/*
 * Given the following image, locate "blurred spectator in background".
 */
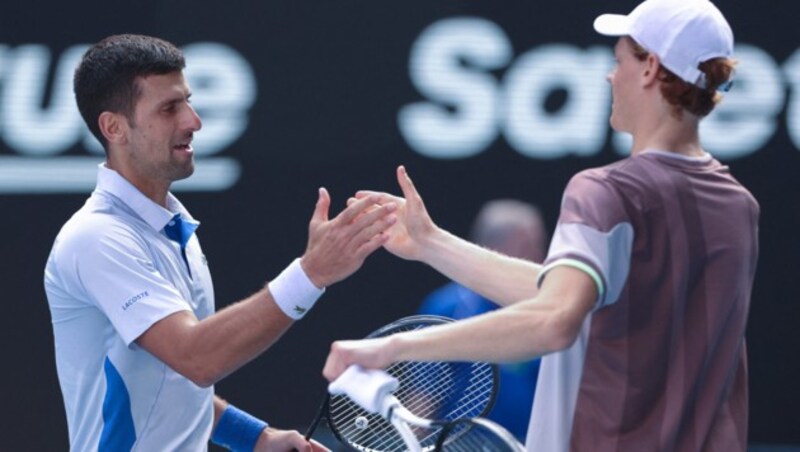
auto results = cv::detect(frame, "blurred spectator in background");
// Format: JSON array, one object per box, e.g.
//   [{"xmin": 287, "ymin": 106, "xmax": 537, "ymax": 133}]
[{"xmin": 418, "ymin": 199, "xmax": 547, "ymax": 441}]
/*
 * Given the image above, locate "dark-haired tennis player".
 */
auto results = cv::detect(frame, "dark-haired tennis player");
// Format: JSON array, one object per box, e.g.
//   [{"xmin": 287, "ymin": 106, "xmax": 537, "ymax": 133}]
[{"xmin": 44, "ymin": 34, "xmax": 395, "ymax": 451}]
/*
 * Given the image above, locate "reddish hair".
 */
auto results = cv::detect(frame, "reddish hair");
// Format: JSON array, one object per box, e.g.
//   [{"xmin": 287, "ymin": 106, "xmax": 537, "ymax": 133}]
[{"xmin": 625, "ymin": 36, "xmax": 736, "ymax": 119}]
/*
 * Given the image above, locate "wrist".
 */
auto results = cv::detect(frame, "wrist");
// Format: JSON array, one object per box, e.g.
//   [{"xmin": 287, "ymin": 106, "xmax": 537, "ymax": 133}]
[
  {"xmin": 211, "ymin": 404, "xmax": 268, "ymax": 452},
  {"xmin": 267, "ymin": 258, "xmax": 325, "ymax": 320},
  {"xmin": 387, "ymin": 333, "xmax": 410, "ymax": 363},
  {"xmin": 417, "ymin": 226, "xmax": 450, "ymax": 264},
  {"xmin": 298, "ymin": 255, "xmax": 326, "ymax": 288}
]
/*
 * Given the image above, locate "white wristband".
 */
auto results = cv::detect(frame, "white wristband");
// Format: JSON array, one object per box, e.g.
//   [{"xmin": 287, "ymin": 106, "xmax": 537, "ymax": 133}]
[{"xmin": 267, "ymin": 258, "xmax": 325, "ymax": 320}]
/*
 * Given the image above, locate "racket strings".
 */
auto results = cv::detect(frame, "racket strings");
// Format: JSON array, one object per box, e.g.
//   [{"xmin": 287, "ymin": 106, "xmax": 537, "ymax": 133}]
[
  {"xmin": 333, "ymin": 400, "xmax": 409, "ymax": 451},
  {"xmin": 329, "ymin": 359, "xmax": 494, "ymax": 451},
  {"xmin": 328, "ymin": 318, "xmax": 497, "ymax": 452},
  {"xmin": 394, "ymin": 361, "xmax": 493, "ymax": 421},
  {"xmin": 438, "ymin": 419, "xmax": 524, "ymax": 452}
]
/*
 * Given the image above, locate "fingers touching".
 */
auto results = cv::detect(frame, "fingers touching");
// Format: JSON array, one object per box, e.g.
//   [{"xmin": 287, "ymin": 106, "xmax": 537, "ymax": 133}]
[
  {"xmin": 302, "ymin": 165, "xmax": 434, "ymax": 287},
  {"xmin": 302, "ymin": 190, "xmax": 397, "ymax": 288}
]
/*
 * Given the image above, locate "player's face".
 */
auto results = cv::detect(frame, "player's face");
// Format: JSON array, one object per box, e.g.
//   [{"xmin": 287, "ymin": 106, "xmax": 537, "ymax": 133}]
[
  {"xmin": 124, "ymin": 72, "xmax": 202, "ymax": 189},
  {"xmin": 607, "ymin": 38, "xmax": 645, "ymax": 133}
]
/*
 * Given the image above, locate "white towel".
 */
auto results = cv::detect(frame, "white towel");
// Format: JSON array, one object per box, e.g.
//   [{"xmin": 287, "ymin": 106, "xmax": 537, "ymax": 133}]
[{"xmin": 328, "ymin": 365, "xmax": 399, "ymax": 414}]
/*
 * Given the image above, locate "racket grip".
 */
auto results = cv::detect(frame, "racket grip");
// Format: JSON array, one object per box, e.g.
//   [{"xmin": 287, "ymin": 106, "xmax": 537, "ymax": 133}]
[{"xmin": 328, "ymin": 365, "xmax": 399, "ymax": 413}]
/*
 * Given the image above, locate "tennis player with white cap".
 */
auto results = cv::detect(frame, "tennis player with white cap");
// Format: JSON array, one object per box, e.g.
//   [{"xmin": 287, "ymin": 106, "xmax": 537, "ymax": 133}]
[
  {"xmin": 593, "ymin": 0, "xmax": 734, "ymax": 91},
  {"xmin": 323, "ymin": 1, "xmax": 759, "ymax": 451}
]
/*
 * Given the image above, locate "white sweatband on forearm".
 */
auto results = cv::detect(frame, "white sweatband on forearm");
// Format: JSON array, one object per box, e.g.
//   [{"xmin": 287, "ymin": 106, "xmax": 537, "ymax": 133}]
[{"xmin": 267, "ymin": 258, "xmax": 325, "ymax": 320}]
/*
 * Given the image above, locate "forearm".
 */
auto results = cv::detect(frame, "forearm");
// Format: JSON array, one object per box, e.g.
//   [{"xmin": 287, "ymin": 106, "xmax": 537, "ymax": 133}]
[
  {"xmin": 138, "ymin": 287, "xmax": 294, "ymax": 387},
  {"xmin": 379, "ymin": 266, "xmax": 595, "ymax": 366},
  {"xmin": 180, "ymin": 288, "xmax": 293, "ymax": 386},
  {"xmin": 391, "ymin": 297, "xmax": 567, "ymax": 364},
  {"xmin": 323, "ymin": 267, "xmax": 597, "ymax": 382},
  {"xmin": 420, "ymin": 228, "xmax": 542, "ymax": 306}
]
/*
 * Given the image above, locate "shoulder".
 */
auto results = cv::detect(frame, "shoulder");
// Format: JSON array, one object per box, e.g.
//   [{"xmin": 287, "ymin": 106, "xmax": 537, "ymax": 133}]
[
  {"xmin": 558, "ymin": 161, "xmax": 639, "ymax": 231},
  {"xmin": 561, "ymin": 156, "xmax": 673, "ymax": 225},
  {"xmin": 53, "ymin": 200, "xmax": 150, "ymax": 265},
  {"xmin": 566, "ymin": 157, "xmax": 650, "ymax": 196}
]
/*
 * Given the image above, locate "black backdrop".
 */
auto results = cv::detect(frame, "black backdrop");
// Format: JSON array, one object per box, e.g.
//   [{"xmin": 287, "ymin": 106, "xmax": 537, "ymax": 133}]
[{"xmin": 1, "ymin": 1, "xmax": 797, "ymax": 449}]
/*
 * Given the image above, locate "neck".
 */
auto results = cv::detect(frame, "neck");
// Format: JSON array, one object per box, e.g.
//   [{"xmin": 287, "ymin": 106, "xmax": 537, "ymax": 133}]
[
  {"xmin": 629, "ymin": 102, "xmax": 703, "ymax": 157},
  {"xmin": 106, "ymin": 157, "xmax": 170, "ymax": 208}
]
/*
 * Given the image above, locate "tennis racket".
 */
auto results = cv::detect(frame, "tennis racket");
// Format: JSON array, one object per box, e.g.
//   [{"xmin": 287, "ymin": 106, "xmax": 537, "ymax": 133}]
[
  {"xmin": 435, "ymin": 417, "xmax": 525, "ymax": 451},
  {"xmin": 329, "ymin": 365, "xmax": 523, "ymax": 452},
  {"xmin": 304, "ymin": 315, "xmax": 498, "ymax": 451}
]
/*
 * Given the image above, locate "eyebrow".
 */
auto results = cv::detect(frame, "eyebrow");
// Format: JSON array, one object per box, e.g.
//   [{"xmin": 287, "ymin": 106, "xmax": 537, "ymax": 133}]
[{"xmin": 157, "ymin": 92, "xmax": 192, "ymax": 109}]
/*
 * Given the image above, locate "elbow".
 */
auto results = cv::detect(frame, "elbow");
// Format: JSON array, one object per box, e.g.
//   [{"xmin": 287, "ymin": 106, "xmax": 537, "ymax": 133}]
[
  {"xmin": 526, "ymin": 266, "xmax": 597, "ymax": 354},
  {"xmin": 185, "ymin": 367, "xmax": 224, "ymax": 388},
  {"xmin": 173, "ymin": 334, "xmax": 229, "ymax": 388},
  {"xmin": 175, "ymin": 355, "xmax": 225, "ymax": 388},
  {"xmin": 188, "ymin": 373, "xmax": 217, "ymax": 389},
  {"xmin": 540, "ymin": 310, "xmax": 584, "ymax": 353},
  {"xmin": 136, "ymin": 312, "xmax": 228, "ymax": 388},
  {"xmin": 548, "ymin": 323, "xmax": 581, "ymax": 352}
]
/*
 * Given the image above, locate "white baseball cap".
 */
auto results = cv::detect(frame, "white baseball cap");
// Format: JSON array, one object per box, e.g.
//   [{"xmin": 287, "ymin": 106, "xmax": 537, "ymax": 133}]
[{"xmin": 593, "ymin": 0, "xmax": 733, "ymax": 89}]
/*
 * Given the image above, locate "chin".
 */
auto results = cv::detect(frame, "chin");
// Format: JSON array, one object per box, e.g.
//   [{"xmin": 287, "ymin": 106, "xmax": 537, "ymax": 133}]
[
  {"xmin": 609, "ymin": 115, "xmax": 629, "ymax": 134},
  {"xmin": 171, "ymin": 164, "xmax": 195, "ymax": 182}
]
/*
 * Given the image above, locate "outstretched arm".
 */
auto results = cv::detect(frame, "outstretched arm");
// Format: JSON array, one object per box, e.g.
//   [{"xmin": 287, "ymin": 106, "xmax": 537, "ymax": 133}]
[
  {"xmin": 323, "ymin": 265, "xmax": 596, "ymax": 382},
  {"xmin": 137, "ymin": 189, "xmax": 397, "ymax": 387},
  {"xmin": 359, "ymin": 165, "xmax": 542, "ymax": 306}
]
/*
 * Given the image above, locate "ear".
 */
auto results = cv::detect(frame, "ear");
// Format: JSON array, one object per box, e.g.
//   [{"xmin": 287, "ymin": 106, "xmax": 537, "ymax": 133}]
[
  {"xmin": 642, "ymin": 53, "xmax": 661, "ymax": 87},
  {"xmin": 98, "ymin": 111, "xmax": 129, "ymax": 146}
]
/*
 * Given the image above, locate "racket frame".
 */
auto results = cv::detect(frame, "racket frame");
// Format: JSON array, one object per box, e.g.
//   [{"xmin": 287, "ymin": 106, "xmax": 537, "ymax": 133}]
[{"xmin": 322, "ymin": 315, "xmax": 499, "ymax": 451}]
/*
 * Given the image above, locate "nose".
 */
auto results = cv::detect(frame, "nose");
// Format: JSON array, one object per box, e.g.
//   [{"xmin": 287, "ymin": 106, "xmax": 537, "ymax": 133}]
[{"xmin": 185, "ymin": 103, "xmax": 202, "ymax": 132}]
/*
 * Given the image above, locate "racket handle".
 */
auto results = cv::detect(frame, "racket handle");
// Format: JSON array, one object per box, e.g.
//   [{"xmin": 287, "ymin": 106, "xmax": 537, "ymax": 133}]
[
  {"xmin": 391, "ymin": 415, "xmax": 423, "ymax": 452},
  {"xmin": 387, "ymin": 398, "xmax": 434, "ymax": 428},
  {"xmin": 328, "ymin": 365, "xmax": 399, "ymax": 413}
]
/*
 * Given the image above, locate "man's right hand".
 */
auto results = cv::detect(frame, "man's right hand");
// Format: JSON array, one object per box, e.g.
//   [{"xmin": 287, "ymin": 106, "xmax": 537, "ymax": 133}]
[
  {"xmin": 300, "ymin": 187, "xmax": 397, "ymax": 288},
  {"xmin": 322, "ymin": 336, "xmax": 396, "ymax": 383}
]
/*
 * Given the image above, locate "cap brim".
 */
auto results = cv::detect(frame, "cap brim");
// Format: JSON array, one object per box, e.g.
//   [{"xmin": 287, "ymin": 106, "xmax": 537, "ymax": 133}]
[{"xmin": 593, "ymin": 14, "xmax": 631, "ymax": 36}]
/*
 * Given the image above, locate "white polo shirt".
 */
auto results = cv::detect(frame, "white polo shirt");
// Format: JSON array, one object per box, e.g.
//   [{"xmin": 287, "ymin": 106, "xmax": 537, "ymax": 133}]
[{"xmin": 44, "ymin": 164, "xmax": 216, "ymax": 451}]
